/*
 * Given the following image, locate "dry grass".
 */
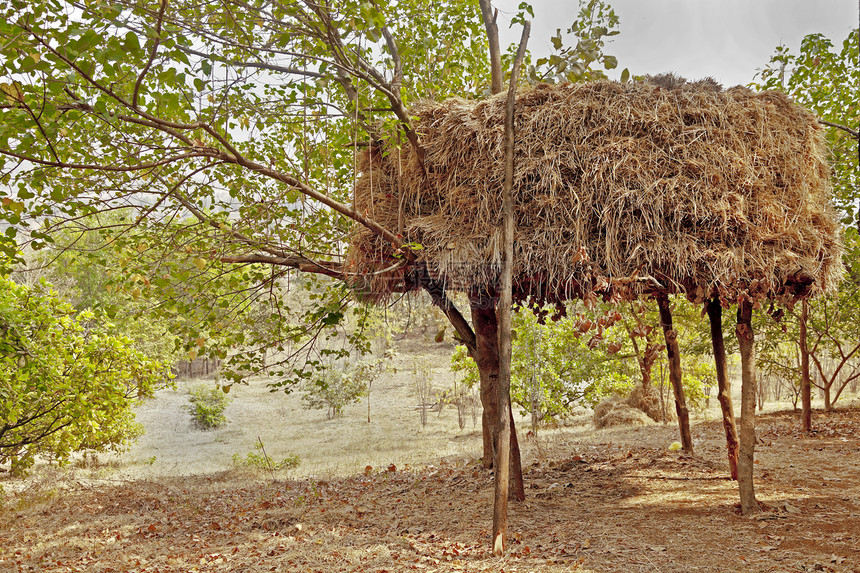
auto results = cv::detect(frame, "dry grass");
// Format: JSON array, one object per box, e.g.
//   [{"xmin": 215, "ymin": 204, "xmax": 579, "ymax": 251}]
[
  {"xmin": 87, "ymin": 342, "xmax": 482, "ymax": 481},
  {"xmin": 349, "ymin": 80, "xmax": 842, "ymax": 308},
  {"xmin": 2, "ymin": 409, "xmax": 859, "ymax": 572}
]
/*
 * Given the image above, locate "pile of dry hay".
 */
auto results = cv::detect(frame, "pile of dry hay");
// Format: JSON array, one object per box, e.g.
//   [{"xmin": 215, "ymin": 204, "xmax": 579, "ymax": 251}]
[
  {"xmin": 348, "ymin": 80, "xmax": 843, "ymax": 307},
  {"xmin": 592, "ymin": 395, "xmax": 651, "ymax": 429}
]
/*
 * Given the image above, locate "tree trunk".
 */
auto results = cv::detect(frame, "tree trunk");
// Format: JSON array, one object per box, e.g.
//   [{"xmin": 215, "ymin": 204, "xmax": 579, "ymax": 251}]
[
  {"xmin": 469, "ymin": 294, "xmax": 525, "ymax": 497},
  {"xmin": 471, "ymin": 294, "xmax": 500, "ymax": 469},
  {"xmin": 736, "ymin": 300, "xmax": 759, "ymax": 514},
  {"xmin": 706, "ymin": 299, "xmax": 739, "ymax": 481},
  {"xmin": 655, "ymin": 292, "xmax": 693, "ymax": 453},
  {"xmin": 478, "ymin": 0, "xmax": 503, "ymax": 96},
  {"xmin": 800, "ymin": 299, "xmax": 812, "ymax": 432}
]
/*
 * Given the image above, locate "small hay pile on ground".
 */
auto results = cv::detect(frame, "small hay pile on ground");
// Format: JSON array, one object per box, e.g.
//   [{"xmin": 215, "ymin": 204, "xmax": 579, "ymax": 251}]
[
  {"xmin": 626, "ymin": 384, "xmax": 668, "ymax": 422},
  {"xmin": 593, "ymin": 396, "xmax": 651, "ymax": 428},
  {"xmin": 348, "ymin": 80, "xmax": 842, "ymax": 306}
]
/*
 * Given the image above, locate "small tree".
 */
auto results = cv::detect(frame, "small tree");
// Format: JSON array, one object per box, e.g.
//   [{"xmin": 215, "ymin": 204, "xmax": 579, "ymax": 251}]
[
  {"xmin": 184, "ymin": 383, "xmax": 231, "ymax": 429},
  {"xmin": 0, "ymin": 277, "xmax": 169, "ymax": 475},
  {"xmin": 301, "ymin": 363, "xmax": 367, "ymax": 419},
  {"xmin": 412, "ymin": 358, "xmax": 434, "ymax": 428},
  {"xmin": 756, "ymin": 29, "xmax": 859, "ymax": 424}
]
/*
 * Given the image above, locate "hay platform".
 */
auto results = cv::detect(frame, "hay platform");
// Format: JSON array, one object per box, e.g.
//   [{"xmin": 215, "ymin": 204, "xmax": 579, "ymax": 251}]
[{"xmin": 349, "ymin": 80, "xmax": 842, "ymax": 307}]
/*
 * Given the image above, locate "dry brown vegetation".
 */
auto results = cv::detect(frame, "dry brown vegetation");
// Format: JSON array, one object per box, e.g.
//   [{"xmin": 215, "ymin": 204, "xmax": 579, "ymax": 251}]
[
  {"xmin": 2, "ymin": 408, "xmax": 859, "ymax": 572},
  {"xmin": 349, "ymin": 81, "xmax": 842, "ymax": 307}
]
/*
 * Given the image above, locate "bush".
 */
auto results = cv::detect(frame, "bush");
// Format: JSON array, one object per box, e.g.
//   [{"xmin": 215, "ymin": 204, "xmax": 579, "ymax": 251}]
[
  {"xmin": 231, "ymin": 442, "xmax": 300, "ymax": 472},
  {"xmin": 301, "ymin": 365, "xmax": 367, "ymax": 419},
  {"xmin": 0, "ymin": 277, "xmax": 169, "ymax": 475},
  {"xmin": 184, "ymin": 383, "xmax": 231, "ymax": 429}
]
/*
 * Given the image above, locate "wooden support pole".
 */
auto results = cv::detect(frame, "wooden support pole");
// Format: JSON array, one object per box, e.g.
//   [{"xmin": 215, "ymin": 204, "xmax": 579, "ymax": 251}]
[
  {"xmin": 736, "ymin": 300, "xmax": 760, "ymax": 514},
  {"xmin": 800, "ymin": 299, "xmax": 812, "ymax": 432},
  {"xmin": 655, "ymin": 292, "xmax": 693, "ymax": 453},
  {"xmin": 508, "ymin": 399, "xmax": 525, "ymax": 502},
  {"xmin": 493, "ymin": 19, "xmax": 530, "ymax": 557},
  {"xmin": 706, "ymin": 298, "xmax": 739, "ymax": 480}
]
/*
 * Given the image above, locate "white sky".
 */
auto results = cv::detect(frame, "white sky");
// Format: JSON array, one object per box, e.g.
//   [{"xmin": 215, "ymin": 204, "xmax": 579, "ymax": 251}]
[{"xmin": 496, "ymin": 0, "xmax": 859, "ymax": 88}]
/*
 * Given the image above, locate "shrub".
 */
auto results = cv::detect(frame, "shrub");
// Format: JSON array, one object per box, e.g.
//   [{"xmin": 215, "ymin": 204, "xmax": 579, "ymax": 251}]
[
  {"xmin": 301, "ymin": 366, "xmax": 367, "ymax": 419},
  {"xmin": 232, "ymin": 442, "xmax": 300, "ymax": 472},
  {"xmin": 0, "ymin": 277, "xmax": 169, "ymax": 475},
  {"xmin": 184, "ymin": 383, "xmax": 230, "ymax": 429}
]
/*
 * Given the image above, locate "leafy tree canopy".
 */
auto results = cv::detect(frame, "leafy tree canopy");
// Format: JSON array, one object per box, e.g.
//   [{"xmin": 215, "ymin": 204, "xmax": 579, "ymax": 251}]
[
  {"xmin": 0, "ymin": 0, "xmax": 500, "ymax": 382},
  {"xmin": 755, "ymin": 29, "xmax": 859, "ymax": 224},
  {"xmin": 0, "ymin": 276, "xmax": 170, "ymax": 475},
  {"xmin": 0, "ymin": 0, "xmax": 624, "ymax": 387},
  {"xmin": 754, "ymin": 29, "xmax": 859, "ymax": 412}
]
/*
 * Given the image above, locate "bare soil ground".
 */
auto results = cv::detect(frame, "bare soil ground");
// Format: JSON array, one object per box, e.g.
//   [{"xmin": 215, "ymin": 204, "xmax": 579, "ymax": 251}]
[
  {"xmin": 2, "ymin": 339, "xmax": 859, "ymax": 572},
  {"xmin": 2, "ymin": 408, "xmax": 859, "ymax": 572}
]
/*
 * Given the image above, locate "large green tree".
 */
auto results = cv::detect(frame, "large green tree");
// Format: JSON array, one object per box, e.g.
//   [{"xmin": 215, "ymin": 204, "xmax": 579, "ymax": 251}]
[
  {"xmin": 755, "ymin": 29, "xmax": 859, "ymax": 422},
  {"xmin": 0, "ymin": 0, "xmax": 493, "ymax": 380},
  {"xmin": 0, "ymin": 0, "xmax": 628, "ymax": 550},
  {"xmin": 0, "ymin": 277, "xmax": 168, "ymax": 474}
]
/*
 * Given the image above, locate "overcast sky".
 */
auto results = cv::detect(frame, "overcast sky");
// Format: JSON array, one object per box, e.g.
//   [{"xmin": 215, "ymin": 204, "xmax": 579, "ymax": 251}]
[{"xmin": 496, "ymin": 0, "xmax": 859, "ymax": 88}]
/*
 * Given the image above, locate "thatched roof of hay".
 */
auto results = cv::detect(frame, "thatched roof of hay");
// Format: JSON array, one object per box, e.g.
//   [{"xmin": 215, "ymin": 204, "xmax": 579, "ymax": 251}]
[{"xmin": 347, "ymin": 80, "xmax": 843, "ymax": 307}]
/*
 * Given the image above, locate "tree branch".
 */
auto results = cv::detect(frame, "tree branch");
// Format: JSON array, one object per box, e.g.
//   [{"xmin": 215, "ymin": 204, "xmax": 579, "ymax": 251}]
[
  {"xmin": 478, "ymin": 0, "xmax": 503, "ymax": 95},
  {"xmin": 132, "ymin": 0, "xmax": 169, "ymax": 108},
  {"xmin": 819, "ymin": 119, "xmax": 859, "ymax": 139},
  {"xmin": 219, "ymin": 254, "xmax": 344, "ymax": 278}
]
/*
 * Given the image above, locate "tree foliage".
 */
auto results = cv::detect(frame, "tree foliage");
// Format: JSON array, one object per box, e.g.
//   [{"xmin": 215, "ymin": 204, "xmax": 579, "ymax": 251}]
[
  {"xmin": 755, "ymin": 29, "xmax": 858, "ymax": 223},
  {"xmin": 14, "ymin": 217, "xmax": 183, "ymax": 365},
  {"xmin": 0, "ymin": 277, "xmax": 169, "ymax": 474},
  {"xmin": 525, "ymin": 0, "xmax": 625, "ymax": 84},
  {"xmin": 755, "ymin": 29, "xmax": 860, "ymax": 410},
  {"xmin": 452, "ymin": 297, "xmax": 716, "ymax": 424},
  {"xmin": 0, "ymin": 0, "xmax": 499, "ymax": 385}
]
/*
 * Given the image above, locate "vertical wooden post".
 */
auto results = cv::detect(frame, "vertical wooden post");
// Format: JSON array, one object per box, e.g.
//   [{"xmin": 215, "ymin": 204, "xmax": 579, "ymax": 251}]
[
  {"xmin": 493, "ymin": 20, "xmax": 530, "ymax": 557},
  {"xmin": 736, "ymin": 300, "xmax": 759, "ymax": 514},
  {"xmin": 655, "ymin": 292, "xmax": 693, "ymax": 453},
  {"xmin": 799, "ymin": 299, "xmax": 812, "ymax": 432},
  {"xmin": 508, "ymin": 399, "xmax": 525, "ymax": 502},
  {"xmin": 706, "ymin": 298, "xmax": 739, "ymax": 480}
]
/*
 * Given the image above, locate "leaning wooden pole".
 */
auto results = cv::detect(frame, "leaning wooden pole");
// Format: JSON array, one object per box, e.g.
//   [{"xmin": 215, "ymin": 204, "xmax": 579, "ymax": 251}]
[
  {"xmin": 736, "ymin": 300, "xmax": 760, "ymax": 514},
  {"xmin": 493, "ymin": 21, "xmax": 529, "ymax": 557},
  {"xmin": 655, "ymin": 292, "xmax": 694, "ymax": 453},
  {"xmin": 508, "ymin": 399, "xmax": 526, "ymax": 502},
  {"xmin": 706, "ymin": 298, "xmax": 739, "ymax": 480}
]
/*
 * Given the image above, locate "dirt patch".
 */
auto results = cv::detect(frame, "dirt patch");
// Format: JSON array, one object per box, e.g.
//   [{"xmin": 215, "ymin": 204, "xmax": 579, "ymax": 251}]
[{"xmin": 3, "ymin": 407, "xmax": 859, "ymax": 572}]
